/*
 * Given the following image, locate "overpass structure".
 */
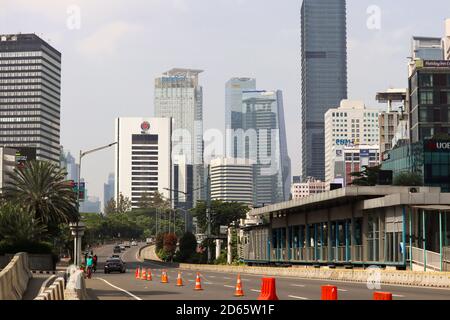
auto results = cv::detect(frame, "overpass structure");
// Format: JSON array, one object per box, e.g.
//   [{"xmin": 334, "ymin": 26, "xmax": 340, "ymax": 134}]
[{"xmin": 242, "ymin": 186, "xmax": 450, "ymax": 271}]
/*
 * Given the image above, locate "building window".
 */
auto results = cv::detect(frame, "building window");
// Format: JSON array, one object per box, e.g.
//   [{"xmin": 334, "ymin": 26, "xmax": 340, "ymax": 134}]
[
  {"xmin": 420, "ymin": 91, "xmax": 433, "ymax": 105},
  {"xmin": 419, "ymin": 74, "xmax": 433, "ymax": 87}
]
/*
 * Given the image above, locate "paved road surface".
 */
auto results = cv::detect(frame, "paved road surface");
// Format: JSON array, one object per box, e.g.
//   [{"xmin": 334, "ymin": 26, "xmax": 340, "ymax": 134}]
[{"xmin": 86, "ymin": 244, "xmax": 450, "ymax": 300}]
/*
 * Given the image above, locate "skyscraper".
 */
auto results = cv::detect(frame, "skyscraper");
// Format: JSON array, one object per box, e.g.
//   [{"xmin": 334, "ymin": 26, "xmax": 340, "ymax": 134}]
[
  {"xmin": 241, "ymin": 90, "xmax": 291, "ymax": 206},
  {"xmin": 225, "ymin": 78, "xmax": 256, "ymax": 158},
  {"xmin": 0, "ymin": 34, "xmax": 61, "ymax": 164},
  {"xmin": 154, "ymin": 68, "xmax": 204, "ymax": 206},
  {"xmin": 301, "ymin": 0, "xmax": 348, "ymax": 181},
  {"xmin": 103, "ymin": 172, "xmax": 114, "ymax": 208}
]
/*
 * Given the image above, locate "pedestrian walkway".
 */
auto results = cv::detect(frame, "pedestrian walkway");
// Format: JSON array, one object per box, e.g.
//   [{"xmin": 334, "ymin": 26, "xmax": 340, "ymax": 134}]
[{"xmin": 22, "ymin": 274, "xmax": 53, "ymax": 300}]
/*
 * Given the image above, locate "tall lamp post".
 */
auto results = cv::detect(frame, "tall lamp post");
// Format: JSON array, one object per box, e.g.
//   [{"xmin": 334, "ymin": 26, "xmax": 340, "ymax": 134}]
[{"xmin": 72, "ymin": 141, "xmax": 117, "ymax": 266}]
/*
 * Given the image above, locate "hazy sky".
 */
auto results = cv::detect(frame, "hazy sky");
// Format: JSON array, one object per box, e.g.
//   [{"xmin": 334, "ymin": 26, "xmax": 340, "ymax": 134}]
[{"xmin": 1, "ymin": 0, "xmax": 449, "ymax": 209}]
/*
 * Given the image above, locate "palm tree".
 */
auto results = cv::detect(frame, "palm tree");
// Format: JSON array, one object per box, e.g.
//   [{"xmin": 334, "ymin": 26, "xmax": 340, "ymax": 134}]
[{"xmin": 3, "ymin": 160, "xmax": 79, "ymax": 224}]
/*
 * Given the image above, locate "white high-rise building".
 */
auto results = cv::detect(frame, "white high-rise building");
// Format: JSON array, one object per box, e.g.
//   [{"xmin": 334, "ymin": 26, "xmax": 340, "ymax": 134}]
[
  {"xmin": 324, "ymin": 100, "xmax": 380, "ymax": 183},
  {"xmin": 114, "ymin": 117, "xmax": 172, "ymax": 210},
  {"xmin": 210, "ymin": 158, "xmax": 254, "ymax": 205},
  {"xmin": 154, "ymin": 68, "xmax": 204, "ymax": 206},
  {"xmin": 445, "ymin": 19, "xmax": 450, "ymax": 60}
]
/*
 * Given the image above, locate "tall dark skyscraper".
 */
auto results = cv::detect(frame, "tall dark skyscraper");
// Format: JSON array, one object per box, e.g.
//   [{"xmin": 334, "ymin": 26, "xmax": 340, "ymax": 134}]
[
  {"xmin": 301, "ymin": 0, "xmax": 348, "ymax": 181},
  {"xmin": 0, "ymin": 34, "xmax": 61, "ymax": 164}
]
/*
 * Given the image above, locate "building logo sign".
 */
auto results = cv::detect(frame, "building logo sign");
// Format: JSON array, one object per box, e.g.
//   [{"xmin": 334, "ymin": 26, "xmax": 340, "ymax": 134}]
[
  {"xmin": 141, "ymin": 121, "xmax": 150, "ymax": 133},
  {"xmin": 425, "ymin": 140, "xmax": 450, "ymax": 152}
]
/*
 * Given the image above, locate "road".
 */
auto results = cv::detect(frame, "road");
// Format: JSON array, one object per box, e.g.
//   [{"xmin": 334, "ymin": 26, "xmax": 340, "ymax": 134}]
[{"xmin": 86, "ymin": 244, "xmax": 450, "ymax": 300}]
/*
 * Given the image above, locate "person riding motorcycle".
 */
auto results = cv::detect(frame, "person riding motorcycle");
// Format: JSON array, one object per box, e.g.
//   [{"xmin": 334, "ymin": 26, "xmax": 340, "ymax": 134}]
[{"xmin": 86, "ymin": 255, "xmax": 94, "ymax": 278}]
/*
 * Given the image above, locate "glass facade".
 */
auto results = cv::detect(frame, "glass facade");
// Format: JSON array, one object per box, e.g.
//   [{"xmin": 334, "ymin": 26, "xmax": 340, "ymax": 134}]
[
  {"xmin": 301, "ymin": 0, "xmax": 348, "ymax": 181},
  {"xmin": 240, "ymin": 90, "xmax": 291, "ymax": 206}
]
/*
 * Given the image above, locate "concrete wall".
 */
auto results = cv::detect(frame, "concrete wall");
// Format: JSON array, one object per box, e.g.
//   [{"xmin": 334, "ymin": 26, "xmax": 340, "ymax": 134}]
[
  {"xmin": 0, "ymin": 252, "xmax": 32, "ymax": 300},
  {"xmin": 34, "ymin": 277, "xmax": 65, "ymax": 300},
  {"xmin": 64, "ymin": 269, "xmax": 89, "ymax": 300}
]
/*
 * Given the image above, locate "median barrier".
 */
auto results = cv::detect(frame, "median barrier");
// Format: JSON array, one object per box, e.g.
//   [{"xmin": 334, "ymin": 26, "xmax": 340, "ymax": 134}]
[
  {"xmin": 64, "ymin": 270, "xmax": 88, "ymax": 300},
  {"xmin": 0, "ymin": 252, "xmax": 32, "ymax": 300}
]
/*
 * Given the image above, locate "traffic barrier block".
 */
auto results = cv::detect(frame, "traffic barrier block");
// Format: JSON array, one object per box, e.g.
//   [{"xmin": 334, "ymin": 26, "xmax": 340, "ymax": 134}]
[
  {"xmin": 373, "ymin": 292, "xmax": 392, "ymax": 300},
  {"xmin": 257, "ymin": 278, "xmax": 278, "ymax": 300},
  {"xmin": 321, "ymin": 285, "xmax": 338, "ymax": 300}
]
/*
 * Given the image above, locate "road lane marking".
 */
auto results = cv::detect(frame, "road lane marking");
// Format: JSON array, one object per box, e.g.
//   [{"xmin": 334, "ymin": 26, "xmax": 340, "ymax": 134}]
[
  {"xmin": 251, "ymin": 289, "xmax": 261, "ymax": 293},
  {"xmin": 224, "ymin": 285, "xmax": 234, "ymax": 288},
  {"xmin": 96, "ymin": 278, "xmax": 142, "ymax": 300},
  {"xmin": 291, "ymin": 284, "xmax": 305, "ymax": 288},
  {"xmin": 288, "ymin": 295, "xmax": 309, "ymax": 300}
]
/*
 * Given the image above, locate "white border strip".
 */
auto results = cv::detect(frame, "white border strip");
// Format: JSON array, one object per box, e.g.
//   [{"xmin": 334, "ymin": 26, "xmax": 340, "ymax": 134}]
[{"xmin": 96, "ymin": 278, "xmax": 143, "ymax": 300}]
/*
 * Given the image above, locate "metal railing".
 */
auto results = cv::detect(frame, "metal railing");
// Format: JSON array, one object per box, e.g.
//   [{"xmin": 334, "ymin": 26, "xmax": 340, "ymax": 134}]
[{"xmin": 407, "ymin": 246, "xmax": 442, "ymax": 271}]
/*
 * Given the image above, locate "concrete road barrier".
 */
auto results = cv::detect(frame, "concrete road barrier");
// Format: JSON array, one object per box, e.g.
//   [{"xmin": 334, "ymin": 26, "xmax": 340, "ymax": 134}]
[
  {"xmin": 0, "ymin": 252, "xmax": 32, "ymax": 300},
  {"xmin": 64, "ymin": 270, "xmax": 89, "ymax": 300}
]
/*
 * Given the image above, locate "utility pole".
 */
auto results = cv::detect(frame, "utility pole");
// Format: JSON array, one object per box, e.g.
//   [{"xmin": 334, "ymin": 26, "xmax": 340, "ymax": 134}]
[{"xmin": 206, "ymin": 165, "xmax": 212, "ymax": 263}]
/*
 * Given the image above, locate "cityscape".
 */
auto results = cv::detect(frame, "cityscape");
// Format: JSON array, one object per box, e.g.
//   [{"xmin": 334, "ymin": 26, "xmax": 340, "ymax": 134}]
[{"xmin": 0, "ymin": 0, "xmax": 450, "ymax": 310}]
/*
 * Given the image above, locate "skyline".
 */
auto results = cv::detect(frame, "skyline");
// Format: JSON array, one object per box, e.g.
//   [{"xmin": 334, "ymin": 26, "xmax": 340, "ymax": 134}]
[{"xmin": 1, "ymin": 0, "xmax": 450, "ymax": 209}]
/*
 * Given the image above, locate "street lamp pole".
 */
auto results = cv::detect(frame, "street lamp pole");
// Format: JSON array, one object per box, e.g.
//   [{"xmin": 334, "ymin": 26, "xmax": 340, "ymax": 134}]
[{"xmin": 74, "ymin": 141, "xmax": 117, "ymax": 266}]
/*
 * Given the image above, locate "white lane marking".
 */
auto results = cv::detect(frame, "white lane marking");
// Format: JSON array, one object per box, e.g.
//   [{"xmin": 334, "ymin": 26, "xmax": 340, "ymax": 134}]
[
  {"xmin": 288, "ymin": 295, "xmax": 309, "ymax": 300},
  {"xmin": 338, "ymin": 289, "xmax": 348, "ymax": 292},
  {"xmin": 224, "ymin": 285, "xmax": 234, "ymax": 288},
  {"xmin": 251, "ymin": 289, "xmax": 261, "ymax": 293},
  {"xmin": 291, "ymin": 284, "xmax": 305, "ymax": 288},
  {"xmin": 392, "ymin": 294, "xmax": 405, "ymax": 298},
  {"xmin": 97, "ymin": 278, "xmax": 142, "ymax": 301}
]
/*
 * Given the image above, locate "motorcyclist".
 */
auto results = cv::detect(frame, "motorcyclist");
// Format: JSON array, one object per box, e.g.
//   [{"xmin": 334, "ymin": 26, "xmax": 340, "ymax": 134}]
[
  {"xmin": 93, "ymin": 254, "xmax": 98, "ymax": 273},
  {"xmin": 86, "ymin": 255, "xmax": 94, "ymax": 278}
]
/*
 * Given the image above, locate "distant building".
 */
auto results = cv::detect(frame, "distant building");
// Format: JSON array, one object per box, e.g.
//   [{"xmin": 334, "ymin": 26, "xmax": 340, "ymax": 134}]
[
  {"xmin": 240, "ymin": 90, "xmax": 291, "ymax": 206},
  {"xmin": 301, "ymin": 0, "xmax": 348, "ymax": 181},
  {"xmin": 376, "ymin": 89, "xmax": 408, "ymax": 161},
  {"xmin": 154, "ymin": 68, "xmax": 204, "ymax": 206},
  {"xmin": 0, "ymin": 147, "xmax": 17, "ymax": 192},
  {"xmin": 115, "ymin": 117, "xmax": 172, "ymax": 209},
  {"xmin": 103, "ymin": 173, "xmax": 114, "ymax": 208},
  {"xmin": 324, "ymin": 100, "xmax": 380, "ymax": 184},
  {"xmin": 445, "ymin": 19, "xmax": 450, "ymax": 60},
  {"xmin": 80, "ymin": 196, "xmax": 101, "ymax": 213},
  {"xmin": 411, "ymin": 36, "xmax": 444, "ymax": 61},
  {"xmin": 210, "ymin": 157, "xmax": 254, "ymax": 205},
  {"xmin": 225, "ymin": 78, "xmax": 256, "ymax": 158},
  {"xmin": 291, "ymin": 178, "xmax": 327, "ymax": 200},
  {"xmin": 0, "ymin": 34, "xmax": 61, "ymax": 164}
]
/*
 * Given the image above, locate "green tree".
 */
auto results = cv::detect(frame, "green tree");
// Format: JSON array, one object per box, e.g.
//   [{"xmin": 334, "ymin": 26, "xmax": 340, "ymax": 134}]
[
  {"xmin": 393, "ymin": 172, "xmax": 423, "ymax": 186},
  {"xmin": 177, "ymin": 232, "xmax": 197, "ymax": 262},
  {"xmin": 0, "ymin": 201, "xmax": 47, "ymax": 243},
  {"xmin": 3, "ymin": 161, "xmax": 79, "ymax": 224},
  {"xmin": 350, "ymin": 165, "xmax": 382, "ymax": 186}
]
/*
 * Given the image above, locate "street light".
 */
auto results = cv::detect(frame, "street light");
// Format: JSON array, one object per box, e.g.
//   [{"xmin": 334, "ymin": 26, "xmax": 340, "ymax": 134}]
[{"xmin": 73, "ymin": 141, "xmax": 117, "ymax": 266}]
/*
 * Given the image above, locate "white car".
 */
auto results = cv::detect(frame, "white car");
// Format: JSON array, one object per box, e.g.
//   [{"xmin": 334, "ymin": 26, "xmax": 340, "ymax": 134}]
[{"xmin": 131, "ymin": 241, "xmax": 137, "ymax": 246}]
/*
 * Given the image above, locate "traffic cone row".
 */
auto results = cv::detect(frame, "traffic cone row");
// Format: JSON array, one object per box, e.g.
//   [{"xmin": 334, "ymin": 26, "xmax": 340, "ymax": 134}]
[{"xmin": 134, "ymin": 267, "xmax": 247, "ymax": 296}]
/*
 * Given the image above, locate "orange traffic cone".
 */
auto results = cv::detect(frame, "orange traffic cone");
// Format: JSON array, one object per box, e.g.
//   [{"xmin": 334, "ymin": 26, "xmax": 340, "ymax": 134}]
[
  {"xmin": 135, "ymin": 267, "xmax": 140, "ymax": 279},
  {"xmin": 141, "ymin": 268, "xmax": 147, "ymax": 280},
  {"xmin": 176, "ymin": 272, "xmax": 184, "ymax": 287},
  {"xmin": 146, "ymin": 269, "xmax": 152, "ymax": 281},
  {"xmin": 194, "ymin": 273, "xmax": 203, "ymax": 291},
  {"xmin": 161, "ymin": 270, "xmax": 169, "ymax": 283},
  {"xmin": 234, "ymin": 274, "xmax": 244, "ymax": 297}
]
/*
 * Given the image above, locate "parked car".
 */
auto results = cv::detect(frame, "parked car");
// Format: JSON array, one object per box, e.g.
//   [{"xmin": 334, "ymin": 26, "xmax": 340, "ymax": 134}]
[{"xmin": 104, "ymin": 258, "xmax": 126, "ymax": 274}]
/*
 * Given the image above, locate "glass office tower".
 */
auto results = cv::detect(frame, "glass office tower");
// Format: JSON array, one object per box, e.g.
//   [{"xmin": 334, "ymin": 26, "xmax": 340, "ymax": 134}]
[
  {"xmin": 301, "ymin": 0, "xmax": 348, "ymax": 181},
  {"xmin": 241, "ymin": 90, "xmax": 291, "ymax": 206}
]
